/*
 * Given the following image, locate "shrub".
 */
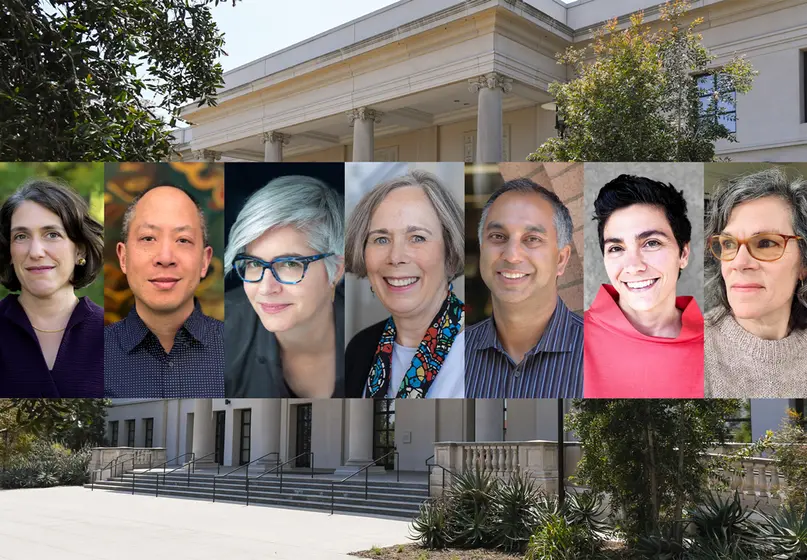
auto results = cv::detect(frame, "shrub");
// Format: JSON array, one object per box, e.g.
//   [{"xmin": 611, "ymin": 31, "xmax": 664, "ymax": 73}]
[
  {"xmin": 410, "ymin": 497, "xmax": 449, "ymax": 549},
  {"xmin": 755, "ymin": 505, "xmax": 807, "ymax": 559},
  {"xmin": 489, "ymin": 470, "xmax": 540, "ymax": 552},
  {"xmin": 688, "ymin": 491, "xmax": 757, "ymax": 548},
  {"xmin": 0, "ymin": 440, "xmax": 90, "ymax": 489},
  {"xmin": 442, "ymin": 468, "xmax": 499, "ymax": 549},
  {"xmin": 524, "ymin": 512, "xmax": 594, "ymax": 560}
]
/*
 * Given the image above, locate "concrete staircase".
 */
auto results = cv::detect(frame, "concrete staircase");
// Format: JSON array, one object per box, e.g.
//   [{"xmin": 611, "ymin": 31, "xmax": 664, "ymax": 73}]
[{"xmin": 85, "ymin": 469, "xmax": 429, "ymax": 519}]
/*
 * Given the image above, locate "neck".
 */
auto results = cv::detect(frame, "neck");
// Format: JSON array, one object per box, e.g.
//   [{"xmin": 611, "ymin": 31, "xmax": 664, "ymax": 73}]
[
  {"xmin": 19, "ymin": 287, "xmax": 79, "ymax": 325},
  {"xmin": 735, "ymin": 303, "xmax": 792, "ymax": 340},
  {"xmin": 491, "ymin": 292, "xmax": 558, "ymax": 364},
  {"xmin": 275, "ymin": 302, "xmax": 336, "ymax": 354},
  {"xmin": 618, "ymin": 293, "xmax": 682, "ymax": 338},
  {"xmin": 393, "ymin": 286, "xmax": 449, "ymax": 348},
  {"xmin": 136, "ymin": 297, "xmax": 195, "ymax": 351}
]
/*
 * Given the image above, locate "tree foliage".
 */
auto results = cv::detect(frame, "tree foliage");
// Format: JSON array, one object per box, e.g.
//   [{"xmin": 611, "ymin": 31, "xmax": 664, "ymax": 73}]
[
  {"xmin": 1, "ymin": 0, "xmax": 238, "ymax": 161},
  {"xmin": 529, "ymin": 0, "xmax": 756, "ymax": 162},
  {"xmin": 0, "ymin": 398, "xmax": 109, "ymax": 451},
  {"xmin": 567, "ymin": 399, "xmax": 741, "ymax": 545}
]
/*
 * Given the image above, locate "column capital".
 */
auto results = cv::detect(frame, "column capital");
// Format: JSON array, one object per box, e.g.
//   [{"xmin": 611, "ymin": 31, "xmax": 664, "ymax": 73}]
[
  {"xmin": 262, "ymin": 131, "xmax": 291, "ymax": 145},
  {"xmin": 347, "ymin": 107, "xmax": 383, "ymax": 126},
  {"xmin": 468, "ymin": 72, "xmax": 513, "ymax": 94},
  {"xmin": 190, "ymin": 149, "xmax": 222, "ymax": 162}
]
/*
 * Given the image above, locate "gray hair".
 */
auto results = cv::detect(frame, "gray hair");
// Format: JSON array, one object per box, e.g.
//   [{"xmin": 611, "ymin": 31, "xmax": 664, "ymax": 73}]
[
  {"xmin": 121, "ymin": 185, "xmax": 209, "ymax": 247},
  {"xmin": 345, "ymin": 170, "xmax": 464, "ymax": 281},
  {"xmin": 478, "ymin": 177, "xmax": 573, "ymax": 250},
  {"xmin": 224, "ymin": 175, "xmax": 344, "ymax": 283},
  {"xmin": 705, "ymin": 167, "xmax": 807, "ymax": 330}
]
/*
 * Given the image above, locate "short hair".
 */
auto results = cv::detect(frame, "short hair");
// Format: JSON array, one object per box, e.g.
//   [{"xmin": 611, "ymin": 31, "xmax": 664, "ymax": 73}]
[
  {"xmin": 224, "ymin": 176, "xmax": 344, "ymax": 283},
  {"xmin": 705, "ymin": 167, "xmax": 807, "ymax": 330},
  {"xmin": 478, "ymin": 177, "xmax": 573, "ymax": 250},
  {"xmin": 121, "ymin": 184, "xmax": 209, "ymax": 247},
  {"xmin": 345, "ymin": 170, "xmax": 464, "ymax": 281},
  {"xmin": 0, "ymin": 178, "xmax": 104, "ymax": 291},
  {"xmin": 593, "ymin": 174, "xmax": 691, "ymax": 255}
]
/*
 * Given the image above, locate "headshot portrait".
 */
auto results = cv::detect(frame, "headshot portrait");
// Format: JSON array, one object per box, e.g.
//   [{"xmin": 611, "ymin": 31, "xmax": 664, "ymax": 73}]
[
  {"xmin": 465, "ymin": 162, "xmax": 584, "ymax": 398},
  {"xmin": 583, "ymin": 164, "xmax": 705, "ymax": 398},
  {"xmin": 344, "ymin": 162, "xmax": 465, "ymax": 399},
  {"xmin": 0, "ymin": 164, "xmax": 104, "ymax": 397},
  {"xmin": 103, "ymin": 163, "xmax": 225, "ymax": 398},
  {"xmin": 223, "ymin": 163, "xmax": 345, "ymax": 398},
  {"xmin": 705, "ymin": 164, "xmax": 807, "ymax": 398}
]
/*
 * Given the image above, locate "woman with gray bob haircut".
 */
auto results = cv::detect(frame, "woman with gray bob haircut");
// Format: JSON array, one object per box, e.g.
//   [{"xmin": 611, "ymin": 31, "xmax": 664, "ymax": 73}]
[
  {"xmin": 224, "ymin": 175, "xmax": 345, "ymax": 398},
  {"xmin": 705, "ymin": 166, "xmax": 807, "ymax": 397},
  {"xmin": 344, "ymin": 170, "xmax": 465, "ymax": 398}
]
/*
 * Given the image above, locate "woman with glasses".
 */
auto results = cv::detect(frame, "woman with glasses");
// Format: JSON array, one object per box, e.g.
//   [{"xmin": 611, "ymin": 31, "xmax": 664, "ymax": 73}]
[
  {"xmin": 705, "ymin": 167, "xmax": 807, "ymax": 397},
  {"xmin": 223, "ymin": 175, "xmax": 345, "ymax": 398}
]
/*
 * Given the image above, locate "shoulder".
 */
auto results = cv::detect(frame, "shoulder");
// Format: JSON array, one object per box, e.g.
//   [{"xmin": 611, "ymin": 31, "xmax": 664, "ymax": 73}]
[
  {"xmin": 345, "ymin": 318, "xmax": 388, "ymax": 398},
  {"xmin": 346, "ymin": 318, "xmax": 388, "ymax": 353},
  {"xmin": 465, "ymin": 316, "xmax": 493, "ymax": 345},
  {"xmin": 80, "ymin": 297, "xmax": 104, "ymax": 321}
]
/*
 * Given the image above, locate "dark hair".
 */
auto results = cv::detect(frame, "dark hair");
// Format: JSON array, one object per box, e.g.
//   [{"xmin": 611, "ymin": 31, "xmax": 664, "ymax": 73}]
[
  {"xmin": 0, "ymin": 178, "xmax": 104, "ymax": 291},
  {"xmin": 594, "ymin": 174, "xmax": 691, "ymax": 255},
  {"xmin": 121, "ymin": 183, "xmax": 209, "ymax": 246}
]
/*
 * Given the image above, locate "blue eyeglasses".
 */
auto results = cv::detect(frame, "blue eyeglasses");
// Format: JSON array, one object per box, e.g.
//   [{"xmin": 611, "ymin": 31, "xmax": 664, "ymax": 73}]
[{"xmin": 232, "ymin": 253, "xmax": 333, "ymax": 284}]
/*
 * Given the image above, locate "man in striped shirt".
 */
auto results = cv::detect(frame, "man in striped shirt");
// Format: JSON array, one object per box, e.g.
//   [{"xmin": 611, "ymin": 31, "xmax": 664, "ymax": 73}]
[{"xmin": 465, "ymin": 178, "xmax": 584, "ymax": 398}]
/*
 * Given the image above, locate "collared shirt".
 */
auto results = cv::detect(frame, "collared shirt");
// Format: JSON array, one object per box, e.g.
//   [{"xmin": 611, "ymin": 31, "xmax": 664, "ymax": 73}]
[
  {"xmin": 465, "ymin": 296, "xmax": 584, "ymax": 398},
  {"xmin": 104, "ymin": 301, "xmax": 224, "ymax": 398}
]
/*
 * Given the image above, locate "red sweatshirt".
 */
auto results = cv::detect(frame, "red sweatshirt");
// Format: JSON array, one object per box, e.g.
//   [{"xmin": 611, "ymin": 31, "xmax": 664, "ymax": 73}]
[{"xmin": 583, "ymin": 284, "xmax": 704, "ymax": 398}]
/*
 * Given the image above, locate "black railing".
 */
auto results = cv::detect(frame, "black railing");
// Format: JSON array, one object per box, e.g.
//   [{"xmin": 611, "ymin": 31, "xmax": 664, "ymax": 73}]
[
  {"xmin": 212, "ymin": 451, "xmax": 280, "ymax": 505},
  {"xmin": 330, "ymin": 450, "xmax": 399, "ymax": 515},
  {"xmin": 91, "ymin": 451, "xmax": 140, "ymax": 491},
  {"xmin": 253, "ymin": 452, "xmax": 314, "ymax": 495},
  {"xmin": 425, "ymin": 454, "xmax": 457, "ymax": 497},
  {"xmin": 162, "ymin": 450, "xmax": 219, "ymax": 484},
  {"xmin": 129, "ymin": 450, "xmax": 155, "ymax": 494},
  {"xmin": 148, "ymin": 452, "xmax": 195, "ymax": 497}
]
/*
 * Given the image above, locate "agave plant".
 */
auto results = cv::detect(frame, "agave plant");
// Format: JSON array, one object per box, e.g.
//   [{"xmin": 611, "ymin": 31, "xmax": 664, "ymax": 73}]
[
  {"xmin": 755, "ymin": 505, "xmax": 807, "ymax": 559},
  {"xmin": 409, "ymin": 496, "xmax": 449, "ymax": 549},
  {"xmin": 635, "ymin": 524, "xmax": 686, "ymax": 560},
  {"xmin": 566, "ymin": 491, "xmax": 611, "ymax": 536},
  {"xmin": 688, "ymin": 491, "xmax": 757, "ymax": 547},
  {"xmin": 490, "ymin": 470, "xmax": 541, "ymax": 552},
  {"xmin": 442, "ymin": 467, "xmax": 498, "ymax": 549}
]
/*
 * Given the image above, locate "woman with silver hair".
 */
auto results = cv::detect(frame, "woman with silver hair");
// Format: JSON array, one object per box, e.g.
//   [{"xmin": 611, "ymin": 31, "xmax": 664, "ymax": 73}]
[
  {"xmin": 224, "ymin": 175, "xmax": 345, "ymax": 398},
  {"xmin": 705, "ymin": 167, "xmax": 807, "ymax": 397},
  {"xmin": 344, "ymin": 171, "xmax": 465, "ymax": 398}
]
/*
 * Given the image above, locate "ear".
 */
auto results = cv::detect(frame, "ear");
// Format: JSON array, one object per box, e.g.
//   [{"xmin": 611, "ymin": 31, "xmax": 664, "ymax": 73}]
[
  {"xmin": 679, "ymin": 242, "xmax": 691, "ymax": 270},
  {"xmin": 556, "ymin": 244, "xmax": 572, "ymax": 277},
  {"xmin": 200, "ymin": 245, "xmax": 213, "ymax": 278},
  {"xmin": 116, "ymin": 242, "xmax": 127, "ymax": 274},
  {"xmin": 332, "ymin": 255, "xmax": 346, "ymax": 286}
]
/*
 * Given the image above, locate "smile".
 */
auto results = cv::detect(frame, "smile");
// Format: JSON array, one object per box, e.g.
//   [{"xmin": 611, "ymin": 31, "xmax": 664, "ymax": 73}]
[
  {"xmin": 499, "ymin": 271, "xmax": 528, "ymax": 279},
  {"xmin": 149, "ymin": 278, "xmax": 180, "ymax": 290},
  {"xmin": 624, "ymin": 278, "xmax": 658, "ymax": 291},
  {"xmin": 26, "ymin": 266, "xmax": 55, "ymax": 274},
  {"xmin": 385, "ymin": 277, "xmax": 419, "ymax": 287},
  {"xmin": 260, "ymin": 303, "xmax": 291, "ymax": 314}
]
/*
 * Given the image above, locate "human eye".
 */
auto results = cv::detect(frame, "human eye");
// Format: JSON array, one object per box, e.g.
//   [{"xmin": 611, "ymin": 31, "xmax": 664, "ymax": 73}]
[
  {"xmin": 488, "ymin": 232, "xmax": 505, "ymax": 242},
  {"xmin": 245, "ymin": 260, "xmax": 262, "ymax": 269},
  {"xmin": 371, "ymin": 236, "xmax": 389, "ymax": 245},
  {"xmin": 525, "ymin": 235, "xmax": 543, "ymax": 245},
  {"xmin": 721, "ymin": 237, "xmax": 737, "ymax": 250},
  {"xmin": 411, "ymin": 235, "xmax": 426, "ymax": 243},
  {"xmin": 12, "ymin": 233, "xmax": 27, "ymax": 242},
  {"xmin": 139, "ymin": 235, "xmax": 156, "ymax": 242},
  {"xmin": 606, "ymin": 245, "xmax": 623, "ymax": 254},
  {"xmin": 45, "ymin": 231, "xmax": 63, "ymax": 240},
  {"xmin": 756, "ymin": 235, "xmax": 781, "ymax": 249},
  {"xmin": 279, "ymin": 260, "xmax": 304, "ymax": 270},
  {"xmin": 644, "ymin": 239, "xmax": 662, "ymax": 249},
  {"xmin": 177, "ymin": 237, "xmax": 193, "ymax": 245}
]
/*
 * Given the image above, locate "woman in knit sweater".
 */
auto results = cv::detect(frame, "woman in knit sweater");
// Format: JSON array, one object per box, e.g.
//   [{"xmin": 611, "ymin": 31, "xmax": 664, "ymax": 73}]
[{"xmin": 705, "ymin": 167, "xmax": 807, "ymax": 397}]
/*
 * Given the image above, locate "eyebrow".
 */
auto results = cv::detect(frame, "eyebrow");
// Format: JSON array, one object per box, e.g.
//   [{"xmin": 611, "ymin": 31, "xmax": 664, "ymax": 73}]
[
  {"xmin": 368, "ymin": 226, "xmax": 433, "ymax": 236},
  {"xmin": 244, "ymin": 252, "xmax": 305, "ymax": 260},
  {"xmin": 10, "ymin": 225, "xmax": 65, "ymax": 233},
  {"xmin": 720, "ymin": 229, "xmax": 791, "ymax": 237},
  {"xmin": 604, "ymin": 230, "xmax": 671, "ymax": 245},
  {"xmin": 139, "ymin": 223, "xmax": 195, "ymax": 233},
  {"xmin": 486, "ymin": 221, "xmax": 547, "ymax": 234}
]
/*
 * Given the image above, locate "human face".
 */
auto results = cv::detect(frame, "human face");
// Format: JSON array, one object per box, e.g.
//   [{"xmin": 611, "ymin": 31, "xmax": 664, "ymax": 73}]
[
  {"xmin": 116, "ymin": 187, "xmax": 212, "ymax": 316},
  {"xmin": 719, "ymin": 196, "xmax": 805, "ymax": 325},
  {"xmin": 479, "ymin": 191, "xmax": 570, "ymax": 306},
  {"xmin": 602, "ymin": 204, "xmax": 689, "ymax": 314},
  {"xmin": 9, "ymin": 201, "xmax": 81, "ymax": 298},
  {"xmin": 364, "ymin": 186, "xmax": 448, "ymax": 321},
  {"xmin": 242, "ymin": 226, "xmax": 341, "ymax": 333}
]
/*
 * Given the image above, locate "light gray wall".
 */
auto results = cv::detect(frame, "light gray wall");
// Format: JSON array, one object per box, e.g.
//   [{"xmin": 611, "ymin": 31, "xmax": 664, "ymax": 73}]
[{"xmin": 583, "ymin": 163, "xmax": 704, "ymax": 310}]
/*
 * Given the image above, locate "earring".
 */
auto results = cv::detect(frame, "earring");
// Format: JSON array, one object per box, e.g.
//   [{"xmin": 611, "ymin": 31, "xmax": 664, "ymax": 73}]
[
  {"xmin": 77, "ymin": 258, "xmax": 86, "ymax": 266},
  {"xmin": 370, "ymin": 285, "xmax": 375, "ymax": 297}
]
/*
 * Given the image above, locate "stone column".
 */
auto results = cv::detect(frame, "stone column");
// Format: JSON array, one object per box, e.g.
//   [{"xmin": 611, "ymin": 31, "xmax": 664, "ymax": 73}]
[
  {"xmin": 335, "ymin": 399, "xmax": 382, "ymax": 475},
  {"xmin": 474, "ymin": 399, "xmax": 504, "ymax": 442},
  {"xmin": 191, "ymin": 399, "xmax": 214, "ymax": 461},
  {"xmin": 190, "ymin": 149, "xmax": 222, "ymax": 162},
  {"xmin": 347, "ymin": 107, "xmax": 382, "ymax": 162},
  {"xmin": 262, "ymin": 131, "xmax": 291, "ymax": 162},
  {"xmin": 469, "ymin": 73, "xmax": 512, "ymax": 163},
  {"xmin": 252, "ymin": 399, "xmax": 282, "ymax": 468}
]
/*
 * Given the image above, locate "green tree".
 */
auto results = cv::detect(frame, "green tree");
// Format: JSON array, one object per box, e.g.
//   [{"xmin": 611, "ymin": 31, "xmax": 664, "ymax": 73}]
[
  {"xmin": 0, "ymin": 398, "xmax": 109, "ymax": 450},
  {"xmin": 567, "ymin": 399, "xmax": 741, "ymax": 546},
  {"xmin": 1, "ymin": 0, "xmax": 238, "ymax": 161},
  {"xmin": 529, "ymin": 0, "xmax": 756, "ymax": 162}
]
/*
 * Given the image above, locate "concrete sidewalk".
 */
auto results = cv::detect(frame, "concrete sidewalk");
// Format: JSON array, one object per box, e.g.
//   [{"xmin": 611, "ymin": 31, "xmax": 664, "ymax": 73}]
[{"xmin": 0, "ymin": 486, "xmax": 411, "ymax": 560}]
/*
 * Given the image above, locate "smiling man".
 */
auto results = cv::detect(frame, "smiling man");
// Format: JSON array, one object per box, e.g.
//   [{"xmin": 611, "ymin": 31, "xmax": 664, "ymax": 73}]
[
  {"xmin": 465, "ymin": 177, "xmax": 583, "ymax": 398},
  {"xmin": 104, "ymin": 185, "xmax": 224, "ymax": 398},
  {"xmin": 584, "ymin": 174, "xmax": 704, "ymax": 398}
]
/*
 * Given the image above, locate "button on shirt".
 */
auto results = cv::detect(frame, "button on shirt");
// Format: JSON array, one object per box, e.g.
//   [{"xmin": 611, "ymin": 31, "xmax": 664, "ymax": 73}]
[
  {"xmin": 104, "ymin": 302, "xmax": 224, "ymax": 398},
  {"xmin": 465, "ymin": 296, "xmax": 583, "ymax": 398}
]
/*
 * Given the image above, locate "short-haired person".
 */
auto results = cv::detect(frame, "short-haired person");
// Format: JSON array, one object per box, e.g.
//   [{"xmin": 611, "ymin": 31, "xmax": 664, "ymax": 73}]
[
  {"xmin": 465, "ymin": 178, "xmax": 583, "ymax": 398},
  {"xmin": 224, "ymin": 176, "xmax": 345, "ymax": 398},
  {"xmin": 0, "ymin": 179, "xmax": 104, "ymax": 397},
  {"xmin": 104, "ymin": 185, "xmax": 224, "ymax": 398},
  {"xmin": 584, "ymin": 175, "xmax": 704, "ymax": 398},
  {"xmin": 705, "ymin": 167, "xmax": 807, "ymax": 397},
  {"xmin": 345, "ymin": 171, "xmax": 465, "ymax": 398}
]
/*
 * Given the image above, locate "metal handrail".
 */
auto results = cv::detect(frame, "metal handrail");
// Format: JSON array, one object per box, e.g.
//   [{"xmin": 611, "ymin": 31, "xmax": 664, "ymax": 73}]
[
  {"xmin": 425, "ymin": 454, "xmax": 457, "ymax": 498},
  {"xmin": 253, "ymin": 452, "xmax": 314, "ymax": 496},
  {"xmin": 129, "ymin": 449, "xmax": 155, "ymax": 494},
  {"xmin": 212, "ymin": 451, "xmax": 281, "ymax": 505},
  {"xmin": 330, "ymin": 450, "xmax": 399, "ymax": 515},
  {"xmin": 91, "ymin": 451, "xmax": 138, "ymax": 490},
  {"xmin": 162, "ymin": 450, "xmax": 219, "ymax": 485},
  {"xmin": 148, "ymin": 453, "xmax": 195, "ymax": 497}
]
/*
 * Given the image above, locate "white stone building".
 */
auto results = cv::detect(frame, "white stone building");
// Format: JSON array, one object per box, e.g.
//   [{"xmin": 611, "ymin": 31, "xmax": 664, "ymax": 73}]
[{"xmin": 174, "ymin": 0, "xmax": 807, "ymax": 163}]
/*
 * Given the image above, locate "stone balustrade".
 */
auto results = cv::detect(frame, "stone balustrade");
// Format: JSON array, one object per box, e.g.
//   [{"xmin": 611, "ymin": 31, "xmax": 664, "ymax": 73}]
[
  {"xmin": 89, "ymin": 447, "xmax": 166, "ymax": 482},
  {"xmin": 708, "ymin": 453, "xmax": 783, "ymax": 510}
]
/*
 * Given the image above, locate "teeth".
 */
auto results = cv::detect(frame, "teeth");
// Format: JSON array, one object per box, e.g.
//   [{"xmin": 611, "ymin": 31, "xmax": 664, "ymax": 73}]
[
  {"xmin": 501, "ymin": 271, "xmax": 527, "ymax": 279},
  {"xmin": 626, "ymin": 279, "xmax": 656, "ymax": 289},
  {"xmin": 386, "ymin": 277, "xmax": 418, "ymax": 287}
]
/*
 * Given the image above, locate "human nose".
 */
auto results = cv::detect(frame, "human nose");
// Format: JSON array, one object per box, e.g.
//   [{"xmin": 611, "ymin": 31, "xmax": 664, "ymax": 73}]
[
  {"xmin": 257, "ymin": 266, "xmax": 283, "ymax": 295},
  {"xmin": 729, "ymin": 242, "xmax": 759, "ymax": 269},
  {"xmin": 27, "ymin": 235, "xmax": 46, "ymax": 259},
  {"xmin": 621, "ymin": 246, "xmax": 647, "ymax": 274},
  {"xmin": 153, "ymin": 239, "xmax": 176, "ymax": 267},
  {"xmin": 386, "ymin": 238, "xmax": 409, "ymax": 265},
  {"xmin": 501, "ymin": 238, "xmax": 523, "ymax": 263}
]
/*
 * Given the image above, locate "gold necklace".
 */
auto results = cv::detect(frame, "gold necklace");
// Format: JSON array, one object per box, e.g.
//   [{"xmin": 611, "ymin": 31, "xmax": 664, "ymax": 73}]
[{"xmin": 31, "ymin": 324, "xmax": 67, "ymax": 334}]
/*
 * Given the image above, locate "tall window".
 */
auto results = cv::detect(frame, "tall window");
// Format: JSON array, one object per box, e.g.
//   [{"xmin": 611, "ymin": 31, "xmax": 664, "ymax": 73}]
[
  {"xmin": 143, "ymin": 418, "xmax": 154, "ymax": 448},
  {"xmin": 239, "ymin": 409, "xmax": 252, "ymax": 466},
  {"xmin": 697, "ymin": 73, "xmax": 737, "ymax": 133},
  {"xmin": 373, "ymin": 399, "xmax": 395, "ymax": 470},
  {"xmin": 125, "ymin": 420, "xmax": 135, "ymax": 447},
  {"xmin": 802, "ymin": 51, "xmax": 807, "ymax": 123},
  {"xmin": 109, "ymin": 421, "xmax": 119, "ymax": 447}
]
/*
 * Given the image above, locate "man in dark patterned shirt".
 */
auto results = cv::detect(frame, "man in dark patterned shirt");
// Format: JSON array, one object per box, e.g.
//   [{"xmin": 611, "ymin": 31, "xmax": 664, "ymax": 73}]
[
  {"xmin": 104, "ymin": 185, "xmax": 224, "ymax": 398},
  {"xmin": 465, "ymin": 178, "xmax": 583, "ymax": 398}
]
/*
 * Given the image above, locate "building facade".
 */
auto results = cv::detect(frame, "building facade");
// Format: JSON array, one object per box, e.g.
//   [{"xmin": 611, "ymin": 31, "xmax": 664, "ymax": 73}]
[{"xmin": 173, "ymin": 0, "xmax": 807, "ymax": 163}]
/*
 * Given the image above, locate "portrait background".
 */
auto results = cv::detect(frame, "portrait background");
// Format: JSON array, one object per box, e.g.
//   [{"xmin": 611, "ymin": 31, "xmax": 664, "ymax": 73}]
[
  {"xmin": 583, "ymin": 163, "xmax": 705, "ymax": 309},
  {"xmin": 103, "ymin": 162, "xmax": 224, "ymax": 325},
  {"xmin": 0, "ymin": 162, "xmax": 104, "ymax": 306}
]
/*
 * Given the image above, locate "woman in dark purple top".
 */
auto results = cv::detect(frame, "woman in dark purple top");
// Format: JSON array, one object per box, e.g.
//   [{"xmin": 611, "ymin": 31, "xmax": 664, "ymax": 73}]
[{"xmin": 0, "ymin": 178, "xmax": 104, "ymax": 397}]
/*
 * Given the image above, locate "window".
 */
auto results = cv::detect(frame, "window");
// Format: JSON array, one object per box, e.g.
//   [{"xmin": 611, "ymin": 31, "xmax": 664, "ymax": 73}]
[
  {"xmin": 239, "ymin": 409, "xmax": 251, "ymax": 466},
  {"xmin": 109, "ymin": 421, "xmax": 119, "ymax": 447},
  {"xmin": 802, "ymin": 51, "xmax": 807, "ymax": 123},
  {"xmin": 373, "ymin": 399, "xmax": 395, "ymax": 470},
  {"xmin": 697, "ymin": 73, "xmax": 737, "ymax": 133},
  {"xmin": 143, "ymin": 418, "xmax": 154, "ymax": 448},
  {"xmin": 125, "ymin": 420, "xmax": 135, "ymax": 447}
]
